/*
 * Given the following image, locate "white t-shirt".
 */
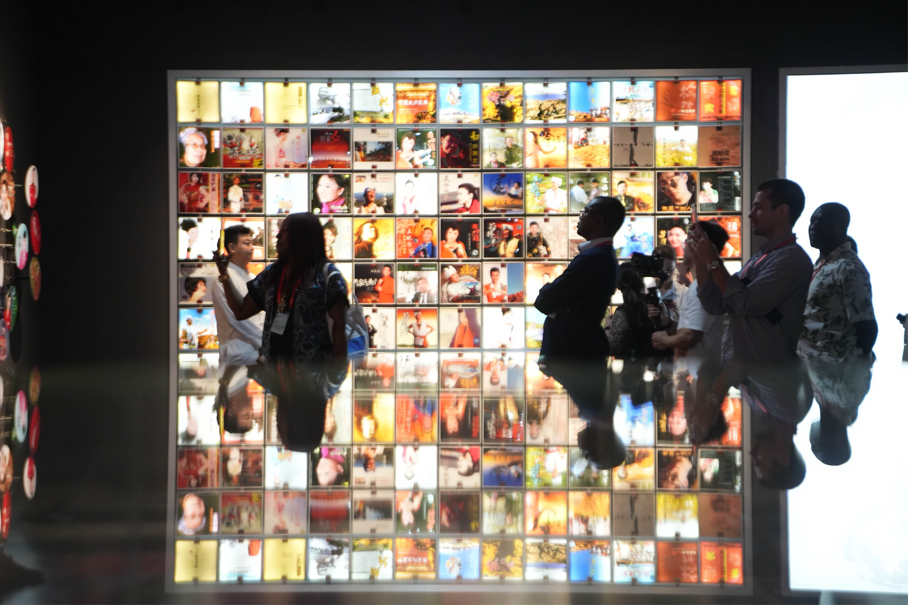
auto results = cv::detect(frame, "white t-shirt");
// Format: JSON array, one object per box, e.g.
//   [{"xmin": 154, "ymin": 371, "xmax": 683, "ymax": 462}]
[{"xmin": 677, "ymin": 279, "xmax": 724, "ymax": 360}]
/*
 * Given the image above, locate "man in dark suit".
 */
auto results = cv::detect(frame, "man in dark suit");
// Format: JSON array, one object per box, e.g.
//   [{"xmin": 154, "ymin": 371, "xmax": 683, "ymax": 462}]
[
  {"xmin": 535, "ymin": 196, "xmax": 624, "ymax": 362},
  {"xmin": 410, "ymin": 277, "xmax": 438, "ymax": 304}
]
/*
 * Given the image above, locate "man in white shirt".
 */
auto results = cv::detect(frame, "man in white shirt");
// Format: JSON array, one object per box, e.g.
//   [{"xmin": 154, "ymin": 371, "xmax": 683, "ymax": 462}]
[
  {"xmin": 227, "ymin": 176, "xmax": 245, "ymax": 213},
  {"xmin": 212, "ymin": 225, "xmax": 265, "ymax": 374},
  {"xmin": 569, "ymin": 178, "xmax": 589, "ymax": 212}
]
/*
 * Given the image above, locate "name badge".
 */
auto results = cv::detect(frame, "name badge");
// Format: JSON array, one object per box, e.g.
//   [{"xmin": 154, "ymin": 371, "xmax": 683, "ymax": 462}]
[{"xmin": 271, "ymin": 312, "xmax": 290, "ymax": 335}]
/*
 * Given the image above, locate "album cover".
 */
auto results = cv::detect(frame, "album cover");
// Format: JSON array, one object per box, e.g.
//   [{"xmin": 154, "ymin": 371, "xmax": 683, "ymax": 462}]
[
  {"xmin": 439, "ymin": 357, "xmax": 481, "ymax": 392},
  {"xmin": 264, "ymin": 491, "xmax": 307, "ymax": 536},
  {"xmin": 396, "ymin": 394, "xmax": 438, "ymax": 443},
  {"xmin": 482, "ymin": 490, "xmax": 523, "ymax": 534},
  {"xmin": 439, "ymin": 82, "xmax": 481, "ymax": 124},
  {"xmin": 481, "ymin": 83, "xmax": 524, "ymax": 124},
  {"xmin": 394, "ymin": 489, "xmax": 435, "ymax": 534},
  {"xmin": 263, "ymin": 446, "xmax": 307, "ymax": 490},
  {"xmin": 396, "ymin": 129, "xmax": 437, "ymax": 169},
  {"xmin": 613, "ymin": 81, "xmax": 655, "ymax": 122},
  {"xmin": 396, "ymin": 308, "xmax": 438, "ymax": 349},
  {"xmin": 565, "ymin": 449, "xmax": 608, "ymax": 490},
  {"xmin": 438, "ymin": 491, "xmax": 480, "ymax": 535},
  {"xmin": 350, "ymin": 446, "xmax": 395, "ymax": 490},
  {"xmin": 481, "ymin": 263, "xmax": 524, "ymax": 305},
  {"xmin": 527, "ymin": 217, "xmax": 569, "ymax": 259},
  {"xmin": 396, "ymin": 220, "xmax": 439, "ymax": 260},
  {"xmin": 221, "ymin": 81, "xmax": 264, "ymax": 123},
  {"xmin": 657, "ymin": 395, "xmax": 690, "ymax": 445},
  {"xmin": 481, "ymin": 539, "xmax": 523, "ymax": 579},
  {"xmin": 176, "ymin": 80, "xmax": 220, "ymax": 123},
  {"xmin": 705, "ymin": 216, "xmax": 742, "ymax": 257},
  {"xmin": 482, "ymin": 353, "xmax": 525, "ymax": 391},
  {"xmin": 612, "ymin": 127, "xmax": 655, "ymax": 168},
  {"xmin": 220, "ymin": 446, "xmax": 263, "ymax": 488},
  {"xmin": 569, "ymin": 540, "xmax": 611, "ymax": 582},
  {"xmin": 655, "ymin": 492, "xmax": 698, "ymax": 539},
  {"xmin": 438, "ymin": 308, "xmax": 481, "ymax": 350},
  {"xmin": 704, "ymin": 391, "xmax": 743, "ymax": 447},
  {"xmin": 310, "ymin": 446, "xmax": 351, "ymax": 488},
  {"xmin": 437, "ymin": 218, "xmax": 481, "ymax": 263},
  {"xmin": 478, "ymin": 447, "xmax": 521, "ymax": 488},
  {"xmin": 222, "ymin": 128, "xmax": 264, "ymax": 169},
  {"xmin": 657, "ymin": 448, "xmax": 697, "ymax": 491},
  {"xmin": 439, "ymin": 129, "xmax": 480, "ymax": 169},
  {"xmin": 354, "ymin": 264, "xmax": 394, "ymax": 306},
  {"xmin": 394, "ymin": 173, "xmax": 438, "ymax": 214},
  {"xmin": 221, "ymin": 217, "xmax": 265, "ymax": 259},
  {"xmin": 525, "ymin": 394, "xmax": 568, "ymax": 444},
  {"xmin": 613, "ymin": 539, "xmax": 656, "ymax": 583},
  {"xmin": 568, "ymin": 81, "xmax": 610, "ymax": 122},
  {"xmin": 525, "ymin": 538, "xmax": 567, "ymax": 580},
  {"xmin": 264, "ymin": 173, "xmax": 307, "ymax": 215},
  {"xmin": 262, "ymin": 538, "xmax": 307, "ymax": 581},
  {"xmin": 655, "ymin": 80, "xmax": 698, "ymax": 122},
  {"xmin": 655, "ymin": 171, "xmax": 698, "ymax": 213},
  {"xmin": 439, "ymin": 538, "xmax": 481, "ymax": 579},
  {"xmin": 525, "ymin": 307, "xmax": 545, "ymax": 350},
  {"xmin": 699, "ymin": 449, "xmax": 743, "ymax": 492},
  {"xmin": 174, "ymin": 539, "xmax": 218, "ymax": 583},
  {"xmin": 222, "ymin": 173, "xmax": 264, "ymax": 214},
  {"xmin": 656, "ymin": 216, "xmax": 691, "ymax": 259},
  {"xmin": 178, "ymin": 263, "xmax": 218, "ymax": 306},
  {"xmin": 178, "ymin": 307, "xmax": 218, "ymax": 350},
  {"xmin": 324, "ymin": 390, "xmax": 353, "ymax": 444},
  {"xmin": 218, "ymin": 539, "xmax": 263, "ymax": 582},
  {"xmin": 482, "ymin": 173, "xmax": 524, "ymax": 213},
  {"xmin": 352, "ymin": 82, "xmax": 394, "ymax": 124},
  {"xmin": 438, "ymin": 173, "xmax": 482, "ymax": 216},
  {"xmin": 176, "ymin": 492, "xmax": 218, "ymax": 536},
  {"xmin": 656, "ymin": 541, "xmax": 698, "ymax": 583},
  {"xmin": 567, "ymin": 216, "xmax": 583, "ymax": 258},
  {"xmin": 316, "ymin": 219, "xmax": 350, "ymax": 262},
  {"xmin": 351, "ymin": 174, "xmax": 393, "ymax": 216},
  {"xmin": 614, "ymin": 216, "xmax": 655, "ymax": 259},
  {"xmin": 395, "ymin": 537, "xmax": 437, "ymax": 579},
  {"xmin": 525, "ymin": 127, "xmax": 567, "ymax": 169},
  {"xmin": 524, "ymin": 82, "xmax": 567, "ymax": 123},
  {"xmin": 524, "ymin": 172, "xmax": 567, "ymax": 214},
  {"xmin": 570, "ymin": 492, "xmax": 611, "ymax": 538},
  {"xmin": 699, "ymin": 125, "xmax": 742, "ymax": 167},
  {"xmin": 309, "ymin": 83, "xmax": 351, "ymax": 125},
  {"xmin": 700, "ymin": 542, "xmax": 744, "ymax": 584},
  {"xmin": 485, "ymin": 218, "xmax": 525, "ymax": 260},
  {"xmin": 438, "ymin": 263, "xmax": 482, "ymax": 304},
  {"xmin": 220, "ymin": 491, "xmax": 263, "ymax": 535},
  {"xmin": 437, "ymin": 394, "xmax": 479, "ymax": 441},
  {"xmin": 352, "ymin": 489, "xmax": 395, "ymax": 534},
  {"xmin": 483, "ymin": 393, "xmax": 525, "ymax": 443},
  {"xmin": 612, "ymin": 494, "xmax": 654, "ymax": 539},
  {"xmin": 396, "ymin": 83, "xmax": 437, "ymax": 124},
  {"xmin": 177, "ymin": 447, "xmax": 219, "ymax": 490},
  {"xmin": 309, "ymin": 491, "xmax": 352, "ymax": 535},
  {"xmin": 525, "ymin": 491, "xmax": 568, "ymax": 536},
  {"xmin": 308, "ymin": 538, "xmax": 350, "ymax": 581},
  {"xmin": 481, "ymin": 128, "xmax": 522, "ymax": 168},
  {"xmin": 396, "ymin": 352, "xmax": 440, "ymax": 391},
  {"xmin": 352, "ymin": 130, "xmax": 395, "ymax": 172},
  {"xmin": 566, "ymin": 127, "xmax": 609, "ymax": 169},
  {"xmin": 353, "ymin": 393, "xmax": 395, "ymax": 443},
  {"xmin": 351, "ymin": 538, "xmax": 394, "ymax": 580},
  {"xmin": 395, "ymin": 445, "xmax": 438, "ymax": 490},
  {"xmin": 177, "ymin": 353, "xmax": 219, "ymax": 394},
  {"xmin": 310, "ymin": 128, "xmax": 351, "ymax": 169},
  {"xmin": 527, "ymin": 356, "xmax": 559, "ymax": 391},
  {"xmin": 699, "ymin": 80, "xmax": 742, "ymax": 122},
  {"xmin": 614, "ymin": 396, "xmax": 655, "ymax": 446},
  {"xmin": 264, "ymin": 81, "xmax": 307, "ymax": 124},
  {"xmin": 436, "ymin": 446, "xmax": 479, "ymax": 489},
  {"xmin": 178, "ymin": 171, "xmax": 219, "ymax": 213},
  {"xmin": 311, "ymin": 173, "xmax": 351, "ymax": 214},
  {"xmin": 352, "ymin": 218, "xmax": 394, "ymax": 259},
  {"xmin": 612, "ymin": 448, "xmax": 656, "ymax": 491},
  {"xmin": 265, "ymin": 127, "xmax": 308, "ymax": 169},
  {"xmin": 697, "ymin": 171, "xmax": 742, "ymax": 212},
  {"xmin": 699, "ymin": 493, "xmax": 743, "ymax": 539},
  {"xmin": 655, "ymin": 125, "xmax": 698, "ymax": 168},
  {"xmin": 177, "ymin": 395, "xmax": 219, "ymax": 445},
  {"xmin": 353, "ymin": 354, "xmax": 396, "ymax": 390},
  {"xmin": 525, "ymin": 446, "xmax": 568, "ymax": 488},
  {"xmin": 179, "ymin": 127, "xmax": 220, "ymax": 167}
]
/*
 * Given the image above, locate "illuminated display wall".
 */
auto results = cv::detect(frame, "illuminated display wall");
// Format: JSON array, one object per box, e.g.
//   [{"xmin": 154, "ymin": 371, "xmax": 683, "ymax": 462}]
[{"xmin": 168, "ymin": 71, "xmax": 751, "ymax": 593}]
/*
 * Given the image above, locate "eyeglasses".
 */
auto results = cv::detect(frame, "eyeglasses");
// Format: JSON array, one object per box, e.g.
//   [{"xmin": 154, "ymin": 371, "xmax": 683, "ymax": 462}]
[
  {"xmin": 659, "ymin": 177, "xmax": 682, "ymax": 192},
  {"xmin": 579, "ymin": 207, "xmax": 600, "ymax": 218},
  {"xmin": 185, "ymin": 143, "xmax": 207, "ymax": 150}
]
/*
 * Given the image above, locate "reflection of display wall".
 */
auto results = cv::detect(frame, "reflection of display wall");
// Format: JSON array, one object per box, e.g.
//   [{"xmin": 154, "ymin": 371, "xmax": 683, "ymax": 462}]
[{"xmin": 169, "ymin": 72, "xmax": 749, "ymax": 593}]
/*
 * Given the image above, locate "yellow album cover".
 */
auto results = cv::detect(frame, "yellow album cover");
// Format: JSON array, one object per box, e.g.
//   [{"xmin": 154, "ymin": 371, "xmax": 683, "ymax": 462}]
[
  {"xmin": 396, "ymin": 83, "xmax": 437, "ymax": 124},
  {"xmin": 482, "ymin": 83, "xmax": 524, "ymax": 124},
  {"xmin": 174, "ymin": 539, "xmax": 218, "ymax": 583},
  {"xmin": 353, "ymin": 82, "xmax": 394, "ymax": 124},
  {"xmin": 263, "ymin": 538, "xmax": 307, "ymax": 581},
  {"xmin": 264, "ymin": 82, "xmax": 307, "ymax": 124},
  {"xmin": 176, "ymin": 81, "xmax": 219, "ymax": 123},
  {"xmin": 655, "ymin": 126, "xmax": 698, "ymax": 168}
]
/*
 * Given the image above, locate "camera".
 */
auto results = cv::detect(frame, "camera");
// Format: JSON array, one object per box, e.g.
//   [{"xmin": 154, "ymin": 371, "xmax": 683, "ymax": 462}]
[{"xmin": 631, "ymin": 252, "xmax": 669, "ymax": 284}]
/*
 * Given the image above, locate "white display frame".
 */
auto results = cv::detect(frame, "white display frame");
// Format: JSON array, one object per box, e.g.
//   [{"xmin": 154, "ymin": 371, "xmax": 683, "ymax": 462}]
[{"xmin": 167, "ymin": 69, "xmax": 753, "ymax": 595}]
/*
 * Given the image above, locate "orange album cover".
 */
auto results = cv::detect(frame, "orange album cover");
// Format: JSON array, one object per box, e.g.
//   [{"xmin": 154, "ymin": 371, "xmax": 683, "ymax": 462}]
[
  {"xmin": 699, "ymin": 80, "xmax": 742, "ymax": 122},
  {"xmin": 700, "ymin": 542, "xmax": 743, "ymax": 584},
  {"xmin": 655, "ymin": 81, "xmax": 698, "ymax": 122},
  {"xmin": 656, "ymin": 541, "xmax": 699, "ymax": 583}
]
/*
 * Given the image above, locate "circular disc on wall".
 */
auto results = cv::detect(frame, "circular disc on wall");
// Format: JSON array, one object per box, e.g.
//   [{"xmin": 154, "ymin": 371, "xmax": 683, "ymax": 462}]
[
  {"xmin": 30, "ymin": 212, "xmax": 41, "ymax": 254},
  {"xmin": 25, "ymin": 166, "xmax": 38, "ymax": 208},
  {"xmin": 22, "ymin": 457, "xmax": 36, "ymax": 500},
  {"xmin": 15, "ymin": 223, "xmax": 28, "ymax": 270},
  {"xmin": 29, "ymin": 257, "xmax": 40, "ymax": 301},
  {"xmin": 14, "ymin": 390, "xmax": 28, "ymax": 443}
]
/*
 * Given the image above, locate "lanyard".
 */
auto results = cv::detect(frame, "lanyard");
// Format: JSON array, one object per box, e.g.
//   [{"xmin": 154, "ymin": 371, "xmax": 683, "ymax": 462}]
[
  {"xmin": 276, "ymin": 267, "xmax": 302, "ymax": 313},
  {"xmin": 811, "ymin": 259, "xmax": 828, "ymax": 282},
  {"xmin": 742, "ymin": 235, "xmax": 796, "ymax": 278}
]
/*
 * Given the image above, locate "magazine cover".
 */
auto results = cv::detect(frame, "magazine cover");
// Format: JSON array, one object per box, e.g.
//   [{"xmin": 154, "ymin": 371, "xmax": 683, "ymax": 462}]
[
  {"xmin": 218, "ymin": 539, "xmax": 263, "ymax": 582},
  {"xmin": 700, "ymin": 542, "xmax": 744, "ymax": 584},
  {"xmin": 396, "ymin": 219, "xmax": 439, "ymax": 260},
  {"xmin": 352, "ymin": 489, "xmax": 395, "ymax": 534},
  {"xmin": 613, "ymin": 81, "xmax": 655, "ymax": 122},
  {"xmin": 352, "ymin": 172, "xmax": 394, "ymax": 215},
  {"xmin": 178, "ymin": 263, "xmax": 218, "ymax": 306},
  {"xmin": 353, "ymin": 393, "xmax": 395, "ymax": 443},
  {"xmin": 176, "ymin": 492, "xmax": 218, "ymax": 536},
  {"xmin": 482, "ymin": 128, "xmax": 523, "ymax": 168},
  {"xmin": 438, "ymin": 308, "xmax": 481, "ymax": 349},
  {"xmin": 568, "ymin": 448, "xmax": 610, "ymax": 489},
  {"xmin": 221, "ymin": 128, "xmax": 264, "ymax": 169},
  {"xmin": 309, "ymin": 491, "xmax": 352, "ymax": 535},
  {"xmin": 568, "ymin": 127, "xmax": 610, "ymax": 168},
  {"xmin": 352, "ymin": 82, "xmax": 394, "ymax": 124},
  {"xmin": 439, "ymin": 538, "xmax": 480, "ymax": 579},
  {"xmin": 179, "ymin": 127, "xmax": 220, "ymax": 168},
  {"xmin": 698, "ymin": 449, "xmax": 743, "ymax": 491},
  {"xmin": 220, "ymin": 491, "xmax": 263, "ymax": 535},
  {"xmin": 699, "ymin": 494, "xmax": 743, "ymax": 539},
  {"xmin": 482, "ymin": 217, "xmax": 525, "ymax": 259},
  {"xmin": 526, "ymin": 217, "xmax": 568, "ymax": 258},
  {"xmin": 176, "ymin": 80, "xmax": 219, "ymax": 122},
  {"xmin": 655, "ymin": 125, "xmax": 698, "ymax": 167},
  {"xmin": 396, "ymin": 83, "xmax": 437, "ymax": 124},
  {"xmin": 352, "ymin": 128, "xmax": 396, "ymax": 171},
  {"xmin": 394, "ymin": 445, "xmax": 438, "ymax": 489},
  {"xmin": 221, "ymin": 81, "xmax": 264, "ymax": 123},
  {"xmin": 396, "ymin": 308, "xmax": 439, "ymax": 349},
  {"xmin": 310, "ymin": 128, "xmax": 351, "ymax": 169},
  {"xmin": 697, "ymin": 170, "xmax": 742, "ymax": 212},
  {"xmin": 439, "ymin": 262, "xmax": 482, "ymax": 304},
  {"xmin": 265, "ymin": 127, "xmax": 307, "ymax": 169},
  {"xmin": 174, "ymin": 539, "xmax": 217, "ymax": 583},
  {"xmin": 482, "ymin": 83, "xmax": 524, "ymax": 123},
  {"xmin": 438, "ymin": 491, "xmax": 480, "ymax": 534},
  {"xmin": 178, "ymin": 308, "xmax": 217, "ymax": 350},
  {"xmin": 526, "ymin": 446, "xmax": 568, "ymax": 488},
  {"xmin": 438, "ymin": 172, "xmax": 482, "ymax": 214},
  {"xmin": 482, "ymin": 173, "xmax": 524, "ymax": 213},
  {"xmin": 612, "ymin": 127, "xmax": 654, "ymax": 168},
  {"xmin": 569, "ymin": 491, "xmax": 611, "ymax": 536},
  {"xmin": 396, "ymin": 352, "xmax": 440, "ymax": 391},
  {"xmin": 262, "ymin": 538, "xmax": 307, "ymax": 581},
  {"xmin": 264, "ymin": 491, "xmax": 307, "ymax": 536},
  {"xmin": 525, "ymin": 538, "xmax": 567, "ymax": 580},
  {"xmin": 178, "ymin": 171, "xmax": 219, "ymax": 213},
  {"xmin": 656, "ymin": 541, "xmax": 699, "ymax": 583},
  {"xmin": 264, "ymin": 81, "xmax": 306, "ymax": 124},
  {"xmin": 525, "ymin": 82, "xmax": 567, "ymax": 123},
  {"xmin": 699, "ymin": 80, "xmax": 743, "ymax": 122},
  {"xmin": 568, "ymin": 81, "xmax": 610, "ymax": 122},
  {"xmin": 308, "ymin": 538, "xmax": 350, "ymax": 581},
  {"xmin": 353, "ymin": 353, "xmax": 396, "ymax": 390},
  {"xmin": 526, "ymin": 172, "xmax": 568, "ymax": 214},
  {"xmin": 569, "ymin": 540, "xmax": 611, "ymax": 582},
  {"xmin": 351, "ymin": 538, "xmax": 394, "ymax": 580},
  {"xmin": 612, "ymin": 493, "xmax": 655, "ymax": 537},
  {"xmin": 655, "ymin": 80, "xmax": 698, "ymax": 122},
  {"xmin": 352, "ymin": 445, "xmax": 395, "ymax": 489},
  {"xmin": 613, "ymin": 216, "xmax": 655, "ymax": 258},
  {"xmin": 612, "ymin": 448, "xmax": 656, "ymax": 491},
  {"xmin": 352, "ymin": 218, "xmax": 394, "ymax": 259},
  {"xmin": 657, "ymin": 448, "xmax": 697, "ymax": 490},
  {"xmin": 264, "ymin": 446, "xmax": 307, "ymax": 490},
  {"xmin": 395, "ymin": 538, "xmax": 437, "ymax": 579},
  {"xmin": 396, "ymin": 129, "xmax": 437, "ymax": 169},
  {"xmin": 525, "ymin": 490, "xmax": 568, "ymax": 535},
  {"xmin": 394, "ymin": 173, "xmax": 438, "ymax": 214},
  {"xmin": 309, "ymin": 83, "xmax": 351, "ymax": 124},
  {"xmin": 656, "ymin": 492, "xmax": 698, "ymax": 538},
  {"xmin": 439, "ymin": 82, "xmax": 481, "ymax": 124},
  {"xmin": 611, "ymin": 171, "xmax": 654, "ymax": 213},
  {"xmin": 439, "ymin": 357, "xmax": 482, "ymax": 391},
  {"xmin": 481, "ymin": 539, "xmax": 523, "ymax": 580},
  {"xmin": 525, "ymin": 127, "xmax": 567, "ymax": 169},
  {"xmin": 395, "ymin": 489, "xmax": 436, "ymax": 534},
  {"xmin": 222, "ymin": 173, "xmax": 263, "ymax": 214},
  {"xmin": 265, "ymin": 172, "xmax": 307, "ymax": 214},
  {"xmin": 396, "ymin": 394, "xmax": 438, "ymax": 443},
  {"xmin": 613, "ymin": 540, "xmax": 655, "ymax": 583},
  {"xmin": 483, "ymin": 490, "xmax": 523, "ymax": 534},
  {"xmin": 699, "ymin": 125, "xmax": 742, "ymax": 167}
]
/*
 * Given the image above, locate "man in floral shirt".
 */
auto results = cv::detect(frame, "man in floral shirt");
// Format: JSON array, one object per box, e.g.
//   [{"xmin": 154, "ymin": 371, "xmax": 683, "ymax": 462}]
[{"xmin": 798, "ymin": 202, "xmax": 877, "ymax": 465}]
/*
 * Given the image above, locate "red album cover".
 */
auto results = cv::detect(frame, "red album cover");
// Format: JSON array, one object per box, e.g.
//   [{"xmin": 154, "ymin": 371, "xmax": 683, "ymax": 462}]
[
  {"xmin": 656, "ymin": 541, "xmax": 699, "ymax": 583},
  {"xmin": 177, "ymin": 447, "xmax": 219, "ymax": 489},
  {"xmin": 310, "ymin": 128, "xmax": 352, "ymax": 169},
  {"xmin": 704, "ymin": 394, "xmax": 742, "ymax": 447},
  {"xmin": 655, "ymin": 81, "xmax": 698, "ymax": 122},
  {"xmin": 700, "ymin": 542, "xmax": 744, "ymax": 584},
  {"xmin": 699, "ymin": 80, "xmax": 742, "ymax": 122}
]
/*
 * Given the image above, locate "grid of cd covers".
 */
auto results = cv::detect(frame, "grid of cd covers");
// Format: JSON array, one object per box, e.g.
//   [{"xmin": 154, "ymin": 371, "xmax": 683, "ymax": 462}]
[{"xmin": 173, "ymin": 77, "xmax": 746, "ymax": 587}]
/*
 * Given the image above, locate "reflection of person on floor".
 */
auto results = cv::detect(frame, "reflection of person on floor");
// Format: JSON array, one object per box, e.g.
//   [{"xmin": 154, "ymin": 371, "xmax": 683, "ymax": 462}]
[
  {"xmin": 375, "ymin": 265, "xmax": 395, "ymax": 303},
  {"xmin": 365, "ymin": 315, "xmax": 377, "ymax": 348},
  {"xmin": 408, "ymin": 311, "xmax": 433, "ymax": 347},
  {"xmin": 181, "ymin": 316, "xmax": 205, "ymax": 349},
  {"xmin": 398, "ymin": 490, "xmax": 423, "ymax": 529},
  {"xmin": 315, "ymin": 449, "xmax": 345, "ymax": 486},
  {"xmin": 451, "ymin": 309, "xmax": 475, "ymax": 348}
]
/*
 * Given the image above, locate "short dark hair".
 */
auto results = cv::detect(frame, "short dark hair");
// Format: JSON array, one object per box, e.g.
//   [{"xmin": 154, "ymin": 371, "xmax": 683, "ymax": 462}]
[
  {"xmin": 591, "ymin": 179, "xmax": 599, "ymax": 184},
  {"xmin": 322, "ymin": 220, "xmax": 338, "ymax": 236},
  {"xmin": 180, "ymin": 219, "xmax": 198, "ymax": 232},
  {"xmin": 696, "ymin": 220, "xmax": 730, "ymax": 253},
  {"xmin": 383, "ymin": 264, "xmax": 393, "ymax": 271},
  {"xmin": 490, "ymin": 267, "xmax": 500, "ymax": 275},
  {"xmin": 653, "ymin": 244, "xmax": 676, "ymax": 262},
  {"xmin": 757, "ymin": 179, "xmax": 805, "ymax": 226},
  {"xmin": 617, "ymin": 180, "xmax": 627, "ymax": 186},
  {"xmin": 575, "ymin": 180, "xmax": 584, "ymax": 186},
  {"xmin": 224, "ymin": 224, "xmax": 253, "ymax": 250},
  {"xmin": 529, "ymin": 221, "xmax": 539, "ymax": 227},
  {"xmin": 184, "ymin": 276, "xmax": 206, "ymax": 295},
  {"xmin": 589, "ymin": 196, "xmax": 626, "ymax": 236},
  {"xmin": 817, "ymin": 201, "xmax": 851, "ymax": 231}
]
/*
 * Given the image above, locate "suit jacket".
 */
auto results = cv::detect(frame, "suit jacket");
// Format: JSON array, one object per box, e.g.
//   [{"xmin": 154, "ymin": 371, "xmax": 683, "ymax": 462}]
[
  {"xmin": 411, "ymin": 291, "xmax": 438, "ymax": 304},
  {"xmin": 535, "ymin": 242, "xmax": 618, "ymax": 360}
]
